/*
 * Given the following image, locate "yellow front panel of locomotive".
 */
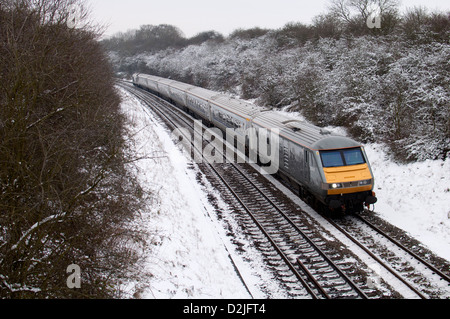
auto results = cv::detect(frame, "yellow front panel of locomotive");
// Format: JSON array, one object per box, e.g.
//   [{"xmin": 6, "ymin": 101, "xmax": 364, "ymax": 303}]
[{"xmin": 324, "ymin": 164, "xmax": 373, "ymax": 195}]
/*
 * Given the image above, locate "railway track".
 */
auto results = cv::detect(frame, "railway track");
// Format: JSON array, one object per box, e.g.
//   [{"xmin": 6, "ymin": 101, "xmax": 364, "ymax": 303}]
[
  {"xmin": 118, "ymin": 81, "xmax": 450, "ymax": 299},
  {"xmin": 327, "ymin": 213, "xmax": 450, "ymax": 298},
  {"xmin": 207, "ymin": 162, "xmax": 376, "ymax": 299}
]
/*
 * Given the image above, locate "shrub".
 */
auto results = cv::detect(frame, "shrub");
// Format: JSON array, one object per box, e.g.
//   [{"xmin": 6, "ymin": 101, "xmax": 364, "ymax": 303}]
[{"xmin": 0, "ymin": 0, "xmax": 145, "ymax": 298}]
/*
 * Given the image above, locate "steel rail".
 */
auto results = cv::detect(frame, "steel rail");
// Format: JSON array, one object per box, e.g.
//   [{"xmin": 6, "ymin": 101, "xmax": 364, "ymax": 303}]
[
  {"xmin": 120, "ymin": 81, "xmax": 428, "ymax": 299},
  {"xmin": 118, "ymin": 82, "xmax": 257, "ymax": 298},
  {"xmin": 230, "ymin": 164, "xmax": 369, "ymax": 299},
  {"xmin": 356, "ymin": 214, "xmax": 450, "ymax": 284},
  {"xmin": 208, "ymin": 164, "xmax": 323, "ymax": 299},
  {"xmin": 119, "ymin": 82, "xmax": 326, "ymax": 298},
  {"xmin": 324, "ymin": 216, "xmax": 428, "ymax": 299}
]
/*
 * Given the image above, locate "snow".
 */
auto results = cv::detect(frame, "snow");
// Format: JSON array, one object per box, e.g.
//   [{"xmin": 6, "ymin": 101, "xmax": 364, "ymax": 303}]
[
  {"xmin": 364, "ymin": 143, "xmax": 450, "ymax": 261},
  {"xmin": 119, "ymin": 89, "xmax": 253, "ymax": 298},
  {"xmin": 119, "ymin": 89, "xmax": 291, "ymax": 299},
  {"xmin": 118, "ymin": 87, "xmax": 450, "ymax": 299}
]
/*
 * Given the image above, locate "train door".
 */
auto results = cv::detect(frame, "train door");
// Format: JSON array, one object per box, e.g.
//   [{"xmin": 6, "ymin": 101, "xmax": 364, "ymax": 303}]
[{"xmin": 304, "ymin": 149, "xmax": 310, "ymax": 182}]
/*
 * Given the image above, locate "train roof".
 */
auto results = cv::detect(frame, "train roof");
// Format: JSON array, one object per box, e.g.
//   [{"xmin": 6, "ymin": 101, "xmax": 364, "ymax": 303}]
[
  {"xmin": 210, "ymin": 95, "xmax": 262, "ymax": 119},
  {"xmin": 252, "ymin": 111, "xmax": 361, "ymax": 151},
  {"xmin": 135, "ymin": 74, "xmax": 362, "ymax": 151},
  {"xmin": 139, "ymin": 74, "xmax": 263, "ymax": 119},
  {"xmin": 311, "ymin": 136, "xmax": 362, "ymax": 150},
  {"xmin": 165, "ymin": 78, "xmax": 193, "ymax": 92}
]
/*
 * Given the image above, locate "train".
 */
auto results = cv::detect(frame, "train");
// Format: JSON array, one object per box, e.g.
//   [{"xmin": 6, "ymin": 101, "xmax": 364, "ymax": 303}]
[{"xmin": 132, "ymin": 73, "xmax": 377, "ymax": 213}]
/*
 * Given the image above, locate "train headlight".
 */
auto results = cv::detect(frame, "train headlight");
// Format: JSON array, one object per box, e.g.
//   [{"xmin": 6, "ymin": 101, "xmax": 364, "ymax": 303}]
[
  {"xmin": 330, "ymin": 183, "xmax": 343, "ymax": 189},
  {"xmin": 359, "ymin": 179, "xmax": 372, "ymax": 186}
]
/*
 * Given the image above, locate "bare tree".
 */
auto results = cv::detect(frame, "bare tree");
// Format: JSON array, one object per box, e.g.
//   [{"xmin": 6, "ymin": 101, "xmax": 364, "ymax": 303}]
[
  {"xmin": 1, "ymin": 0, "xmax": 145, "ymax": 298},
  {"xmin": 329, "ymin": 0, "xmax": 400, "ymax": 34}
]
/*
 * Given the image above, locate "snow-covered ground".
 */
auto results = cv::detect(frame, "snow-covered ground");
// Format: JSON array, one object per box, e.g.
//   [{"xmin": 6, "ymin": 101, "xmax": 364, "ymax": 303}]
[
  {"xmin": 364, "ymin": 143, "xmax": 450, "ymax": 261},
  {"xmin": 119, "ymin": 88, "xmax": 450, "ymax": 299},
  {"xmin": 120, "ymin": 89, "xmax": 290, "ymax": 299},
  {"xmin": 119, "ymin": 90, "xmax": 251, "ymax": 298}
]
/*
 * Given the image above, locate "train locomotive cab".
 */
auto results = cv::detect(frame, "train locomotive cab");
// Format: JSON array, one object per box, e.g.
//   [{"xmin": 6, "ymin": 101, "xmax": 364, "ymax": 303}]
[{"xmin": 312, "ymin": 137, "xmax": 377, "ymax": 213}]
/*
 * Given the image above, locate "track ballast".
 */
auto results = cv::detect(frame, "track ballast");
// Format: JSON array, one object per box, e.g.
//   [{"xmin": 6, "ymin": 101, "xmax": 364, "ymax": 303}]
[{"xmin": 119, "ymin": 81, "xmax": 450, "ymax": 299}]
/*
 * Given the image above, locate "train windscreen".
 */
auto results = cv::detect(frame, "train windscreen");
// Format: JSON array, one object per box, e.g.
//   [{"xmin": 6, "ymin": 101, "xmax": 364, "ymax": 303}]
[{"xmin": 320, "ymin": 148, "xmax": 365, "ymax": 167}]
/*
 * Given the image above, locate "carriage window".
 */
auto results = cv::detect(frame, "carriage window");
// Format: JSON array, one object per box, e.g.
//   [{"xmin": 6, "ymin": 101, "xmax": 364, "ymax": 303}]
[{"xmin": 320, "ymin": 148, "xmax": 365, "ymax": 167}]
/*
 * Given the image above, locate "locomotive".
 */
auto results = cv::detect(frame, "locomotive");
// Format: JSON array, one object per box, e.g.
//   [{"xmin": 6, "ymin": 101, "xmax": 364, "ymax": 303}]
[{"xmin": 132, "ymin": 73, "xmax": 377, "ymax": 213}]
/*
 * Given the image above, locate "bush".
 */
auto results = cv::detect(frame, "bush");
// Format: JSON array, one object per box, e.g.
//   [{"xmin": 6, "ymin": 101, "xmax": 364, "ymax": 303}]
[
  {"xmin": 0, "ymin": 0, "xmax": 145, "ymax": 298},
  {"xmin": 229, "ymin": 27, "xmax": 270, "ymax": 40},
  {"xmin": 108, "ymin": 4, "xmax": 449, "ymax": 163}
]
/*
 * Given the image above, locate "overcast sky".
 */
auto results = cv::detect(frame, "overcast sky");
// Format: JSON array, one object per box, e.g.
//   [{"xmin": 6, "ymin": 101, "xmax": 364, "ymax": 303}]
[{"xmin": 87, "ymin": 0, "xmax": 450, "ymax": 38}]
